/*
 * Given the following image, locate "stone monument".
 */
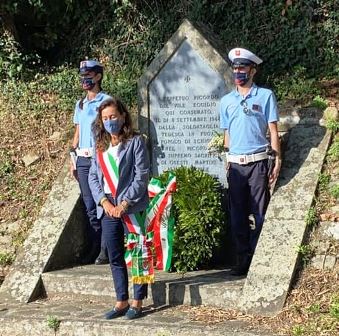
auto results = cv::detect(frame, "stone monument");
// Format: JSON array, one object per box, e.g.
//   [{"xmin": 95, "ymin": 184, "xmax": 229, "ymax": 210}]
[{"xmin": 138, "ymin": 19, "xmax": 233, "ymax": 185}]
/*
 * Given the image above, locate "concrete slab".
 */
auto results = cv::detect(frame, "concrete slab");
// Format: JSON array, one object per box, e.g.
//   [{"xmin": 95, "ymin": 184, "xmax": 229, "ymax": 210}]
[
  {"xmin": 0, "ymin": 297, "xmax": 281, "ymax": 336},
  {"xmin": 239, "ymin": 125, "xmax": 332, "ymax": 315},
  {"xmin": 41, "ymin": 265, "xmax": 244, "ymax": 309},
  {"xmin": 266, "ymin": 125, "xmax": 330, "ymax": 221},
  {"xmin": 0, "ymin": 163, "xmax": 88, "ymax": 303}
]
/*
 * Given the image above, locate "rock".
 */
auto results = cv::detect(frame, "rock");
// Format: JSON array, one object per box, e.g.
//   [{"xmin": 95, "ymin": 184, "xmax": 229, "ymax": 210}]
[
  {"xmin": 311, "ymin": 254, "xmax": 326, "ymax": 269},
  {"xmin": 22, "ymin": 153, "xmax": 40, "ymax": 167},
  {"xmin": 4, "ymin": 220, "xmax": 23, "ymax": 235},
  {"xmin": 330, "ymin": 204, "xmax": 339, "ymax": 216},
  {"xmin": 0, "ymin": 234, "xmax": 14, "ymax": 254},
  {"xmin": 323, "ymin": 106, "xmax": 338, "ymax": 121},
  {"xmin": 0, "ymin": 265, "xmax": 11, "ymax": 279},
  {"xmin": 324, "ymin": 222, "xmax": 339, "ymax": 240},
  {"xmin": 278, "ymin": 115, "xmax": 300, "ymax": 132},
  {"xmin": 324, "ymin": 255, "xmax": 337, "ymax": 269},
  {"xmin": 49, "ymin": 131, "xmax": 62, "ymax": 142},
  {"xmin": 311, "ymin": 240, "xmax": 332, "ymax": 254},
  {"xmin": 0, "ymin": 234, "xmax": 11, "ymax": 246},
  {"xmin": 311, "ymin": 254, "xmax": 336, "ymax": 270}
]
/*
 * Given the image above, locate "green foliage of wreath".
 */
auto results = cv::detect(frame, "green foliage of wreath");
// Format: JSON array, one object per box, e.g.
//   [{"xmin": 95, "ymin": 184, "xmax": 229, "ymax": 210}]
[{"xmin": 159, "ymin": 166, "xmax": 226, "ymax": 272}]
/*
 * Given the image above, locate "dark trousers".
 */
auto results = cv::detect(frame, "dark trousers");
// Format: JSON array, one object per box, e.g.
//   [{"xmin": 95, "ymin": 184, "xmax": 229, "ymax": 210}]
[
  {"xmin": 101, "ymin": 204, "xmax": 148, "ymax": 301},
  {"xmin": 228, "ymin": 160, "xmax": 270, "ymax": 257},
  {"xmin": 76, "ymin": 156, "xmax": 104, "ymax": 248}
]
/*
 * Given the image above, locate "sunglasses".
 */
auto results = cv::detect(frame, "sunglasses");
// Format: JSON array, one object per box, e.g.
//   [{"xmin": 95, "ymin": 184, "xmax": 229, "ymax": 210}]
[
  {"xmin": 232, "ymin": 65, "xmax": 251, "ymax": 70},
  {"xmin": 240, "ymin": 100, "xmax": 251, "ymax": 115}
]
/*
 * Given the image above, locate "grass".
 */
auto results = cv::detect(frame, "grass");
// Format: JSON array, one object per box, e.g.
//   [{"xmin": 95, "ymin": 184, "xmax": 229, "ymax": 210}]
[
  {"xmin": 0, "ymin": 253, "xmax": 15, "ymax": 266},
  {"xmin": 46, "ymin": 315, "xmax": 61, "ymax": 333},
  {"xmin": 305, "ymin": 207, "xmax": 318, "ymax": 228},
  {"xmin": 296, "ymin": 244, "xmax": 313, "ymax": 265},
  {"xmin": 329, "ymin": 295, "xmax": 339, "ymax": 320}
]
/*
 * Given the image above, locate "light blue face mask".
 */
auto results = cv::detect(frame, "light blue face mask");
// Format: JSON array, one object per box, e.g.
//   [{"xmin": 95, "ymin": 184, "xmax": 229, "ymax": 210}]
[{"xmin": 103, "ymin": 119, "xmax": 123, "ymax": 134}]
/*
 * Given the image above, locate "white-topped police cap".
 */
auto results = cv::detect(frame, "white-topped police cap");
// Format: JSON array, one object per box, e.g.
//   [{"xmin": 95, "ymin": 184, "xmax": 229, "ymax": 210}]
[
  {"xmin": 79, "ymin": 60, "xmax": 103, "ymax": 74},
  {"xmin": 228, "ymin": 48, "xmax": 263, "ymax": 66}
]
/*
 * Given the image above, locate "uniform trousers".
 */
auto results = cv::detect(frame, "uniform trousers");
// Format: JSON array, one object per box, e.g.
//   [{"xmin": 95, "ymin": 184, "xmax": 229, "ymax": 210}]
[
  {"xmin": 101, "ymin": 198, "xmax": 148, "ymax": 301},
  {"xmin": 228, "ymin": 159, "xmax": 270, "ymax": 257},
  {"xmin": 76, "ymin": 156, "xmax": 104, "ymax": 248}
]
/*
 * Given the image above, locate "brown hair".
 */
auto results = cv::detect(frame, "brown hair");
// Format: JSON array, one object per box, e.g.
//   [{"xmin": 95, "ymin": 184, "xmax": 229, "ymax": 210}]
[{"xmin": 92, "ymin": 97, "xmax": 135, "ymax": 152}]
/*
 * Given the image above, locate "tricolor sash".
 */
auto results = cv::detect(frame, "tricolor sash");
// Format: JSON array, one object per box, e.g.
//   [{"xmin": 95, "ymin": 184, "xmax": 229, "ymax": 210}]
[
  {"xmin": 97, "ymin": 149, "xmax": 176, "ymax": 283},
  {"xmin": 147, "ymin": 173, "xmax": 176, "ymax": 271}
]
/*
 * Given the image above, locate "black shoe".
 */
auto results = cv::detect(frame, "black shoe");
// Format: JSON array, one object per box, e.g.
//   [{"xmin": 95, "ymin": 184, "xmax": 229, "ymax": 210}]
[
  {"xmin": 230, "ymin": 265, "xmax": 249, "ymax": 276},
  {"xmin": 230, "ymin": 254, "xmax": 252, "ymax": 276},
  {"xmin": 95, "ymin": 248, "xmax": 109, "ymax": 265}
]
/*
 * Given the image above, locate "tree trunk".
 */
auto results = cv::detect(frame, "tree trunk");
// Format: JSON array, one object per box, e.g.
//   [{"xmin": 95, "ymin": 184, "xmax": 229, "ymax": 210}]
[{"xmin": 0, "ymin": 9, "xmax": 19, "ymax": 42}]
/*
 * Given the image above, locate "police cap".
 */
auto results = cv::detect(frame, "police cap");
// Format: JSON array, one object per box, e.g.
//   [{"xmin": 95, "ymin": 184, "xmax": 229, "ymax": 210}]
[
  {"xmin": 79, "ymin": 60, "xmax": 103, "ymax": 74},
  {"xmin": 228, "ymin": 48, "xmax": 263, "ymax": 67}
]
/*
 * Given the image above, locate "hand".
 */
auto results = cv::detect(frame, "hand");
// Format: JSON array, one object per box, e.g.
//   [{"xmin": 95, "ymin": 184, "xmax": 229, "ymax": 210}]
[
  {"xmin": 111, "ymin": 204, "xmax": 126, "ymax": 218},
  {"xmin": 102, "ymin": 200, "xmax": 116, "ymax": 217},
  {"xmin": 69, "ymin": 162, "xmax": 78, "ymax": 180},
  {"xmin": 269, "ymin": 159, "xmax": 281, "ymax": 186}
]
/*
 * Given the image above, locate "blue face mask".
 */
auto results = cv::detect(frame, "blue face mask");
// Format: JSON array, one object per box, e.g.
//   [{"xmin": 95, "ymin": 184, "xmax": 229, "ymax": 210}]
[
  {"xmin": 233, "ymin": 72, "xmax": 250, "ymax": 86},
  {"xmin": 81, "ymin": 77, "xmax": 96, "ymax": 90},
  {"xmin": 103, "ymin": 119, "xmax": 123, "ymax": 135}
]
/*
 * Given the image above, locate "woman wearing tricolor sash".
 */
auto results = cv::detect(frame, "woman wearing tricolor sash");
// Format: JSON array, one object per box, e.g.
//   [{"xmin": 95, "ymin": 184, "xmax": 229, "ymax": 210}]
[{"xmin": 88, "ymin": 98, "xmax": 149, "ymax": 320}]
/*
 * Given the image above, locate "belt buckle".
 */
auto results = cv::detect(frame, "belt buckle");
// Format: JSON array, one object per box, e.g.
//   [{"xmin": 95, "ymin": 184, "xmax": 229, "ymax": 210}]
[
  {"xmin": 84, "ymin": 151, "xmax": 89, "ymax": 156},
  {"xmin": 239, "ymin": 155, "xmax": 247, "ymax": 164}
]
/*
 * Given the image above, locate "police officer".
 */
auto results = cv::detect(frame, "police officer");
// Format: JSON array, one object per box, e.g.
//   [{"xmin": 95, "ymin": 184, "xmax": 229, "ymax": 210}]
[
  {"xmin": 220, "ymin": 48, "xmax": 281, "ymax": 276},
  {"xmin": 71, "ymin": 60, "xmax": 111, "ymax": 265}
]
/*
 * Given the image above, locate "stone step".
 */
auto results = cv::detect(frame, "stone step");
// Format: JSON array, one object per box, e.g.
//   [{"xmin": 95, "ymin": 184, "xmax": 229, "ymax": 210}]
[
  {"xmin": 0, "ymin": 296, "xmax": 280, "ymax": 336},
  {"xmin": 41, "ymin": 265, "xmax": 244, "ymax": 309}
]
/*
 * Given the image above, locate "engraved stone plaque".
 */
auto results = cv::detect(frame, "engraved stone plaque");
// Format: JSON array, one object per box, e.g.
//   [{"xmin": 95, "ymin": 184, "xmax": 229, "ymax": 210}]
[{"xmin": 138, "ymin": 20, "xmax": 233, "ymax": 186}]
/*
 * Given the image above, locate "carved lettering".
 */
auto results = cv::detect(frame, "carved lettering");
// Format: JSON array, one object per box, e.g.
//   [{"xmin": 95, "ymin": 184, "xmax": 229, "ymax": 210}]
[
  {"xmin": 159, "ymin": 124, "xmax": 175, "ymax": 130},
  {"xmin": 193, "ymin": 95, "xmax": 219, "ymax": 100},
  {"xmin": 148, "ymin": 38, "xmax": 228, "ymax": 186}
]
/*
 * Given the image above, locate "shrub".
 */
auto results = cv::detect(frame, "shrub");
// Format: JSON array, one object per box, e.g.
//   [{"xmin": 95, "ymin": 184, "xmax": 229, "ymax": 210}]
[
  {"xmin": 326, "ymin": 119, "xmax": 339, "ymax": 133},
  {"xmin": 311, "ymin": 95, "xmax": 328, "ymax": 110},
  {"xmin": 327, "ymin": 141, "xmax": 339, "ymax": 162},
  {"xmin": 272, "ymin": 66, "xmax": 321, "ymax": 103},
  {"xmin": 159, "ymin": 166, "xmax": 226, "ymax": 272},
  {"xmin": 0, "ymin": 31, "xmax": 25, "ymax": 80}
]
